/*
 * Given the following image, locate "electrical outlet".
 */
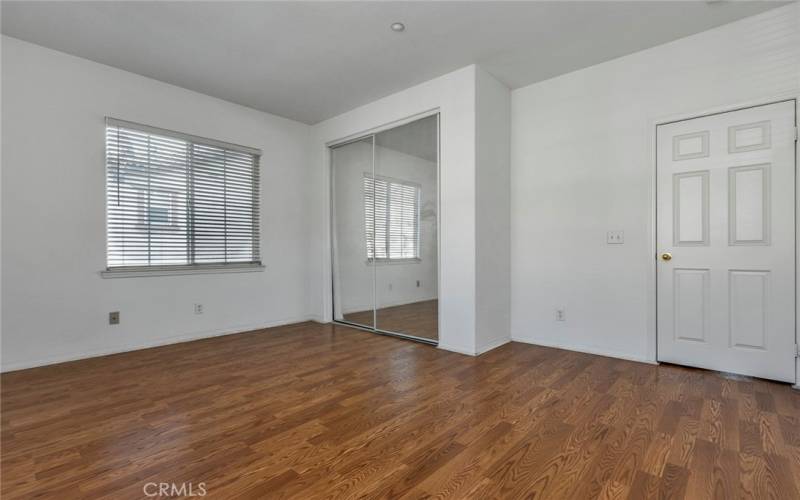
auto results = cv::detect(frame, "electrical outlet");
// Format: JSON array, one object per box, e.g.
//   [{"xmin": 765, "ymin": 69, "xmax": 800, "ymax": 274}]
[
  {"xmin": 416, "ymin": 280, "xmax": 421, "ymax": 287},
  {"xmin": 109, "ymin": 311, "xmax": 120, "ymax": 325},
  {"xmin": 555, "ymin": 308, "xmax": 566, "ymax": 322},
  {"xmin": 194, "ymin": 304, "xmax": 204, "ymax": 315},
  {"xmin": 388, "ymin": 283, "xmax": 393, "ymax": 291},
  {"xmin": 606, "ymin": 230, "xmax": 624, "ymax": 244}
]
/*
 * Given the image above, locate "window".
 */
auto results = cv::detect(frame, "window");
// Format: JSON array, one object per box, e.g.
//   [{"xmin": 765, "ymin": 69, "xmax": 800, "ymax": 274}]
[
  {"xmin": 363, "ymin": 175, "xmax": 421, "ymax": 262},
  {"xmin": 105, "ymin": 118, "xmax": 261, "ymax": 272},
  {"xmin": 140, "ymin": 190, "xmax": 177, "ymax": 226}
]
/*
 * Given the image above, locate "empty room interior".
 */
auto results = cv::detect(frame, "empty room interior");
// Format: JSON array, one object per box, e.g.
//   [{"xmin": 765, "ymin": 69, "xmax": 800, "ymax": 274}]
[{"xmin": 1, "ymin": 1, "xmax": 799, "ymax": 498}]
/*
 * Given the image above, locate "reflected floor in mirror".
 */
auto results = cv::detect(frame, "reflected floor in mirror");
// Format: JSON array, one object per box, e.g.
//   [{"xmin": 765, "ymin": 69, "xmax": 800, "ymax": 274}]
[{"xmin": 343, "ymin": 299, "xmax": 438, "ymax": 341}]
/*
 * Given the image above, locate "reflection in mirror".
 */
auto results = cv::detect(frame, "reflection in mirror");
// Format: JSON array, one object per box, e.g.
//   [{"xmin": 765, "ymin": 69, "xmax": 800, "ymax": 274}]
[
  {"xmin": 330, "ymin": 114, "xmax": 438, "ymax": 343},
  {"xmin": 374, "ymin": 115, "xmax": 438, "ymax": 341},
  {"xmin": 331, "ymin": 136, "xmax": 375, "ymax": 329}
]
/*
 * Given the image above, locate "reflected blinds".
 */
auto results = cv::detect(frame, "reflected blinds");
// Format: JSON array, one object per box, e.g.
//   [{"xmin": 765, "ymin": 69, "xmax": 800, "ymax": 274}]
[
  {"xmin": 105, "ymin": 119, "xmax": 260, "ymax": 269},
  {"xmin": 363, "ymin": 175, "xmax": 420, "ymax": 261}
]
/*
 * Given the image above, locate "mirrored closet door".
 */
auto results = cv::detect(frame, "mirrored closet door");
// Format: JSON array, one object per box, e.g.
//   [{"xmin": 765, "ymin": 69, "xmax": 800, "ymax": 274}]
[{"xmin": 331, "ymin": 114, "xmax": 438, "ymax": 344}]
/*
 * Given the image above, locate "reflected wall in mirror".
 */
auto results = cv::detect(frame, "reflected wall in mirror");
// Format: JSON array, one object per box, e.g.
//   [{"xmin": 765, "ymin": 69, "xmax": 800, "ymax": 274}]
[
  {"xmin": 331, "ymin": 136, "xmax": 375, "ymax": 330},
  {"xmin": 374, "ymin": 115, "xmax": 438, "ymax": 341}
]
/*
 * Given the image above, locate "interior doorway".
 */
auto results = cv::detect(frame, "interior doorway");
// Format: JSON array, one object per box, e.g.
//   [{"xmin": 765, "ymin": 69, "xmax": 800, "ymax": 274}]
[{"xmin": 655, "ymin": 100, "xmax": 796, "ymax": 382}]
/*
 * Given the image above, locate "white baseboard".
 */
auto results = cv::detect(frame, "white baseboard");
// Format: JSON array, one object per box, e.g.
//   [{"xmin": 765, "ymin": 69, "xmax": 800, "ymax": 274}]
[
  {"xmin": 437, "ymin": 343, "xmax": 478, "ymax": 356},
  {"xmin": 0, "ymin": 315, "xmax": 319, "ymax": 373},
  {"xmin": 476, "ymin": 337, "xmax": 511, "ymax": 355},
  {"xmin": 438, "ymin": 337, "xmax": 511, "ymax": 357},
  {"xmin": 511, "ymin": 336, "xmax": 657, "ymax": 365}
]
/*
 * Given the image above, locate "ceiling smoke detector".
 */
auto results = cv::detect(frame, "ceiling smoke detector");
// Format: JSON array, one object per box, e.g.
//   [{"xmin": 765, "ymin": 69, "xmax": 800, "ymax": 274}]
[{"xmin": 390, "ymin": 22, "xmax": 405, "ymax": 32}]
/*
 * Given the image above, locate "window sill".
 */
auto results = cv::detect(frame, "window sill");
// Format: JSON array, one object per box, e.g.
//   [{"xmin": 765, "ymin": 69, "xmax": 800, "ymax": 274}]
[
  {"xmin": 365, "ymin": 258, "xmax": 422, "ymax": 266},
  {"xmin": 100, "ymin": 264, "xmax": 265, "ymax": 278}
]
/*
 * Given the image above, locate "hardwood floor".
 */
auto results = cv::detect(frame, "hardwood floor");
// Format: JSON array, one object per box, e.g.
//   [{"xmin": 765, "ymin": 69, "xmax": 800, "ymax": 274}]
[
  {"xmin": 2, "ymin": 321, "xmax": 798, "ymax": 499},
  {"xmin": 343, "ymin": 299, "xmax": 438, "ymax": 341}
]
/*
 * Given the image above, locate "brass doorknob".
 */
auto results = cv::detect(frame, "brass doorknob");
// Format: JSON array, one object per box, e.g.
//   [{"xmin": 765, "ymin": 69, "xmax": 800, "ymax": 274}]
[{"xmin": 661, "ymin": 252, "xmax": 672, "ymax": 261}]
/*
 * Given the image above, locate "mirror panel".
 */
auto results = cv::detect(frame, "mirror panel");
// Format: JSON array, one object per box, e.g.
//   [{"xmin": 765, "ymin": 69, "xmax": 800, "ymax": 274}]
[
  {"xmin": 331, "ymin": 136, "xmax": 375, "ymax": 329},
  {"xmin": 373, "ymin": 115, "xmax": 438, "ymax": 341}
]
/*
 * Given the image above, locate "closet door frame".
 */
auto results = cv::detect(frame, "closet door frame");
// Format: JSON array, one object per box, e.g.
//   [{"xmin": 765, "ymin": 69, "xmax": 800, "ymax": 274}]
[{"xmin": 328, "ymin": 111, "xmax": 440, "ymax": 345}]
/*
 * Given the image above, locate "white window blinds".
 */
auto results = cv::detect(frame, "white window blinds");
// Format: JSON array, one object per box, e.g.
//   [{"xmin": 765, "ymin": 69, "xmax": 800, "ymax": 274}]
[
  {"xmin": 363, "ymin": 175, "xmax": 421, "ymax": 261},
  {"xmin": 105, "ymin": 118, "xmax": 261, "ymax": 270}
]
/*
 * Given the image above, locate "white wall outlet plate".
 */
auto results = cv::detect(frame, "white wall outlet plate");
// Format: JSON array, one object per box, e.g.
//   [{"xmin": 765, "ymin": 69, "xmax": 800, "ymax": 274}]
[{"xmin": 607, "ymin": 230, "xmax": 624, "ymax": 244}]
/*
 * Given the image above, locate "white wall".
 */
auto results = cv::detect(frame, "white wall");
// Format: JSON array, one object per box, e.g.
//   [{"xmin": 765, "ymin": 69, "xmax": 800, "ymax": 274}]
[
  {"xmin": 510, "ymin": 4, "xmax": 800, "ymax": 363},
  {"xmin": 8, "ymin": 5, "xmax": 787, "ymax": 373},
  {"xmin": 332, "ymin": 141, "xmax": 438, "ymax": 314},
  {"xmin": 475, "ymin": 67, "xmax": 511, "ymax": 354},
  {"xmin": 310, "ymin": 66, "xmax": 479, "ymax": 354},
  {"xmin": 311, "ymin": 65, "xmax": 514, "ymax": 355},
  {"xmin": 1, "ymin": 36, "xmax": 314, "ymax": 371}
]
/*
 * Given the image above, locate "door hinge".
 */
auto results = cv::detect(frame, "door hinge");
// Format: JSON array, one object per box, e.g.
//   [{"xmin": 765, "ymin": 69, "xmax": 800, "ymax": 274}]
[
  {"xmin": 796, "ymin": 344, "xmax": 800, "ymax": 358},
  {"xmin": 794, "ymin": 126, "xmax": 798, "ymax": 142}
]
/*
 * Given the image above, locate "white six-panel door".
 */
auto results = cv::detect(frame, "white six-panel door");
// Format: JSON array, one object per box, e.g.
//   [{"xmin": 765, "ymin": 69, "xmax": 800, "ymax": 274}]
[{"xmin": 656, "ymin": 101, "xmax": 796, "ymax": 382}]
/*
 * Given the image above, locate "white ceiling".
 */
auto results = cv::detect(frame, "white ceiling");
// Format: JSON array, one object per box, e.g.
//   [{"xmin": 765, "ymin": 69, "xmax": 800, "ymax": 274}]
[{"xmin": 0, "ymin": 1, "xmax": 785, "ymax": 124}]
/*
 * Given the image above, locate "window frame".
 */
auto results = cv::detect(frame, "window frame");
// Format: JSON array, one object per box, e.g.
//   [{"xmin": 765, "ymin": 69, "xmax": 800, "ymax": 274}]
[
  {"xmin": 363, "ymin": 173, "xmax": 422, "ymax": 264},
  {"xmin": 101, "ymin": 118, "xmax": 264, "ymax": 278}
]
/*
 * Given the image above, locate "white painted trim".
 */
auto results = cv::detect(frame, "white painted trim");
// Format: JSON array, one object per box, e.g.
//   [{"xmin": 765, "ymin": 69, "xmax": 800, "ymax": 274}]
[
  {"xmin": 100, "ymin": 264, "xmax": 265, "ymax": 278},
  {"xmin": 728, "ymin": 120, "xmax": 772, "ymax": 154},
  {"xmin": 0, "ymin": 315, "xmax": 319, "ymax": 373},
  {"xmin": 435, "ymin": 112, "xmax": 443, "ymax": 352},
  {"xmin": 476, "ymin": 337, "xmax": 511, "ymax": 355},
  {"xmin": 440, "ymin": 337, "xmax": 510, "ymax": 357},
  {"xmin": 651, "ymin": 94, "xmax": 799, "ymax": 127},
  {"xmin": 672, "ymin": 170, "xmax": 710, "ymax": 246},
  {"xmin": 437, "ymin": 342, "xmax": 478, "ymax": 356},
  {"xmin": 512, "ymin": 336, "xmax": 658, "ymax": 365},
  {"xmin": 795, "ymin": 98, "xmax": 799, "ymax": 389},
  {"xmin": 647, "ymin": 94, "xmax": 800, "ymax": 386},
  {"xmin": 727, "ymin": 164, "xmax": 771, "ymax": 246},
  {"xmin": 326, "ymin": 108, "xmax": 440, "ymax": 148},
  {"xmin": 672, "ymin": 130, "xmax": 710, "ymax": 161}
]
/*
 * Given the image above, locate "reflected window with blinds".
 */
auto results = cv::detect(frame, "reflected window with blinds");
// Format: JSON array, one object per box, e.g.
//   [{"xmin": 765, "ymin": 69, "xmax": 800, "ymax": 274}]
[
  {"xmin": 105, "ymin": 118, "xmax": 261, "ymax": 271},
  {"xmin": 363, "ymin": 175, "xmax": 421, "ymax": 262}
]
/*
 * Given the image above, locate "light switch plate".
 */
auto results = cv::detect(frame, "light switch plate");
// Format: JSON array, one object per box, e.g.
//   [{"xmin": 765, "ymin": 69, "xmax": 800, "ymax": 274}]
[{"xmin": 607, "ymin": 230, "xmax": 624, "ymax": 244}]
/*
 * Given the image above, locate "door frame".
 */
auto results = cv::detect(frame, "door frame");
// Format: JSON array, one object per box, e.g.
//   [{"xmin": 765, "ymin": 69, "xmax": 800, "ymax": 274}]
[
  {"xmin": 327, "ymin": 110, "xmax": 441, "ymax": 345},
  {"xmin": 648, "ymin": 95, "xmax": 799, "ymax": 387}
]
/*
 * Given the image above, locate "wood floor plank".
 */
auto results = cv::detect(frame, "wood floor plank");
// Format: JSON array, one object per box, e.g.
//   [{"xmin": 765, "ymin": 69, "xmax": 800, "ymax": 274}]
[
  {"xmin": 625, "ymin": 471, "xmax": 658, "ymax": 500},
  {"xmin": 710, "ymin": 448, "xmax": 740, "ymax": 500},
  {"xmin": 659, "ymin": 463, "xmax": 690, "ymax": 499},
  {"xmin": 2, "ymin": 321, "xmax": 799, "ymax": 499}
]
